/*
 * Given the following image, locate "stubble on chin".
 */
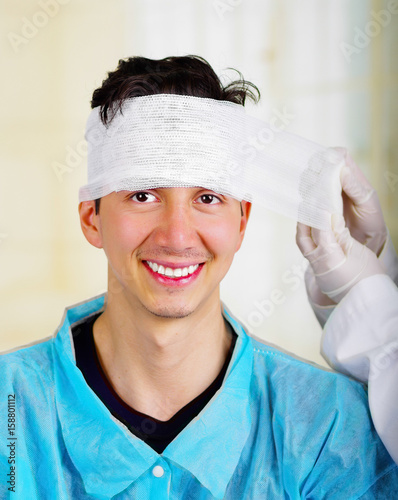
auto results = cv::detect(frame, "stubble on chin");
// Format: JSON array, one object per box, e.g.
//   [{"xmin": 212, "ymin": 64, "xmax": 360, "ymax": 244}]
[{"xmin": 143, "ymin": 303, "xmax": 194, "ymax": 320}]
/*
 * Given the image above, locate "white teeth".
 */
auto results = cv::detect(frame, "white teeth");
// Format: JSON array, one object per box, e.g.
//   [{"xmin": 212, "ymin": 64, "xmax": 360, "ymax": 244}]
[{"xmin": 146, "ymin": 261, "xmax": 200, "ymax": 278}]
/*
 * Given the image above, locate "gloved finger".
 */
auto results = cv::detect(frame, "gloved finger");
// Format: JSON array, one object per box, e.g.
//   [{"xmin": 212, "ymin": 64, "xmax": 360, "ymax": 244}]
[
  {"xmin": 340, "ymin": 152, "xmax": 374, "ymax": 205},
  {"xmin": 321, "ymin": 237, "xmax": 385, "ymax": 302},
  {"xmin": 338, "ymin": 153, "xmax": 387, "ymax": 254},
  {"xmin": 297, "ymin": 220, "xmax": 345, "ymax": 255},
  {"xmin": 304, "ymin": 265, "xmax": 336, "ymax": 308},
  {"xmin": 305, "ymin": 226, "xmax": 346, "ymax": 272},
  {"xmin": 296, "ymin": 222, "xmax": 316, "ymax": 255},
  {"xmin": 331, "ymin": 213, "xmax": 352, "ymax": 255},
  {"xmin": 310, "ymin": 226, "xmax": 339, "ymax": 249}
]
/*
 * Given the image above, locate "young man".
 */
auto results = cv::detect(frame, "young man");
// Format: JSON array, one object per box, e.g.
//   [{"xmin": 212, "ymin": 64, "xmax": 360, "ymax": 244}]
[{"xmin": 1, "ymin": 56, "xmax": 397, "ymax": 499}]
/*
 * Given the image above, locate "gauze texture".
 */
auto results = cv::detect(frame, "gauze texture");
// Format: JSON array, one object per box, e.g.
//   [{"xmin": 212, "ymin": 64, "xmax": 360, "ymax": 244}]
[{"xmin": 79, "ymin": 94, "xmax": 344, "ymax": 230}]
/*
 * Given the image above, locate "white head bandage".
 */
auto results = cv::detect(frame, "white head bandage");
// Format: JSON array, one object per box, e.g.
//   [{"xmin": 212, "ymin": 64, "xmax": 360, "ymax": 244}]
[{"xmin": 79, "ymin": 94, "xmax": 344, "ymax": 230}]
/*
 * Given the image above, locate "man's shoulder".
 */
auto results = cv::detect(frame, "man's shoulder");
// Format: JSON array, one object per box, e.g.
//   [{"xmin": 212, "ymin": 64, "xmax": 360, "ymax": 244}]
[
  {"xmin": 249, "ymin": 335, "xmax": 363, "ymax": 386},
  {"xmin": 246, "ymin": 334, "xmax": 374, "ymax": 435},
  {"xmin": 226, "ymin": 306, "xmax": 363, "ymax": 389},
  {"xmin": 249, "ymin": 334, "xmax": 335, "ymax": 373},
  {"xmin": 246, "ymin": 335, "xmax": 392, "ymax": 472},
  {"xmin": 246, "ymin": 337, "xmax": 369, "ymax": 412}
]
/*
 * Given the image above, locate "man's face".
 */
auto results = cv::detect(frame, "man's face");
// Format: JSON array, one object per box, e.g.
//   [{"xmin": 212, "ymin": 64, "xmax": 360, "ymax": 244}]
[{"xmin": 79, "ymin": 187, "xmax": 251, "ymax": 319}]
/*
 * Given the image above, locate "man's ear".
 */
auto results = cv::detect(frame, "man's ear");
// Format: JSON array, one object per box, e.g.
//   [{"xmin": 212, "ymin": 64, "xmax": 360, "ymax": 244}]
[
  {"xmin": 236, "ymin": 201, "xmax": 252, "ymax": 251},
  {"xmin": 78, "ymin": 201, "xmax": 103, "ymax": 249}
]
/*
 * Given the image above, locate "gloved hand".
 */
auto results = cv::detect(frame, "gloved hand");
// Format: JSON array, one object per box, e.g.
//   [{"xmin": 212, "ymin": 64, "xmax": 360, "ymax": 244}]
[
  {"xmin": 297, "ymin": 214, "xmax": 385, "ymax": 303},
  {"xmin": 296, "ymin": 149, "xmax": 387, "ymax": 304},
  {"xmin": 338, "ymin": 148, "xmax": 387, "ymax": 256}
]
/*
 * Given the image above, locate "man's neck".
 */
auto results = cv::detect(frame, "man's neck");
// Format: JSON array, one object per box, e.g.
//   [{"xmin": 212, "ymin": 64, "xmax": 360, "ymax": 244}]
[{"xmin": 93, "ymin": 291, "xmax": 232, "ymax": 421}]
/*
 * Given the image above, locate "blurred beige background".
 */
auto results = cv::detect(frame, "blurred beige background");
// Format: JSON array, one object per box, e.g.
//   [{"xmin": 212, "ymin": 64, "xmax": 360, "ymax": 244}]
[{"xmin": 1, "ymin": 0, "xmax": 397, "ymax": 365}]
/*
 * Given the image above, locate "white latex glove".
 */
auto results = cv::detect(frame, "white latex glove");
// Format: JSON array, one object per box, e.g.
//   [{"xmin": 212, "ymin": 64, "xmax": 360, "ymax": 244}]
[
  {"xmin": 339, "ymin": 148, "xmax": 387, "ymax": 256},
  {"xmin": 298, "ymin": 149, "xmax": 388, "ymax": 306},
  {"xmin": 296, "ymin": 214, "xmax": 385, "ymax": 303}
]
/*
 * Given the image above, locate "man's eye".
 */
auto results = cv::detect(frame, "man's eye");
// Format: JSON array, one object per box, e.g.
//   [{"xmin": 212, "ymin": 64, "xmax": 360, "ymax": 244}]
[
  {"xmin": 197, "ymin": 194, "xmax": 221, "ymax": 205},
  {"xmin": 131, "ymin": 192, "xmax": 157, "ymax": 203}
]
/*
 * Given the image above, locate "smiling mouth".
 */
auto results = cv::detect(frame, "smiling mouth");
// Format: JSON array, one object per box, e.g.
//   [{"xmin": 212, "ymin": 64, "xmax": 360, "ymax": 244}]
[{"xmin": 144, "ymin": 260, "xmax": 204, "ymax": 279}]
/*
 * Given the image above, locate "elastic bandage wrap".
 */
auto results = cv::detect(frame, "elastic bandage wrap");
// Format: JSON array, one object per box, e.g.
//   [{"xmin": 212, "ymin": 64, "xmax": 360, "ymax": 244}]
[{"xmin": 79, "ymin": 94, "xmax": 344, "ymax": 230}]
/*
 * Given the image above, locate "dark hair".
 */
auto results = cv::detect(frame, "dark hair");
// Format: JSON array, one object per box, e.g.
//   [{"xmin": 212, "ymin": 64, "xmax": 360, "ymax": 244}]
[{"xmin": 91, "ymin": 55, "xmax": 260, "ymax": 213}]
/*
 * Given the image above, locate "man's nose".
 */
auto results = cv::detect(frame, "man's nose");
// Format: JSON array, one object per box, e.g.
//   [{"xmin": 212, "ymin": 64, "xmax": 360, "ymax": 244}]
[{"xmin": 152, "ymin": 202, "xmax": 198, "ymax": 252}]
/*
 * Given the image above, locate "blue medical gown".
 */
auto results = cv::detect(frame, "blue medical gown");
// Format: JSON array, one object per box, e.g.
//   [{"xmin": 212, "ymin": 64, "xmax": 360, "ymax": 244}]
[{"xmin": 0, "ymin": 295, "xmax": 397, "ymax": 499}]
